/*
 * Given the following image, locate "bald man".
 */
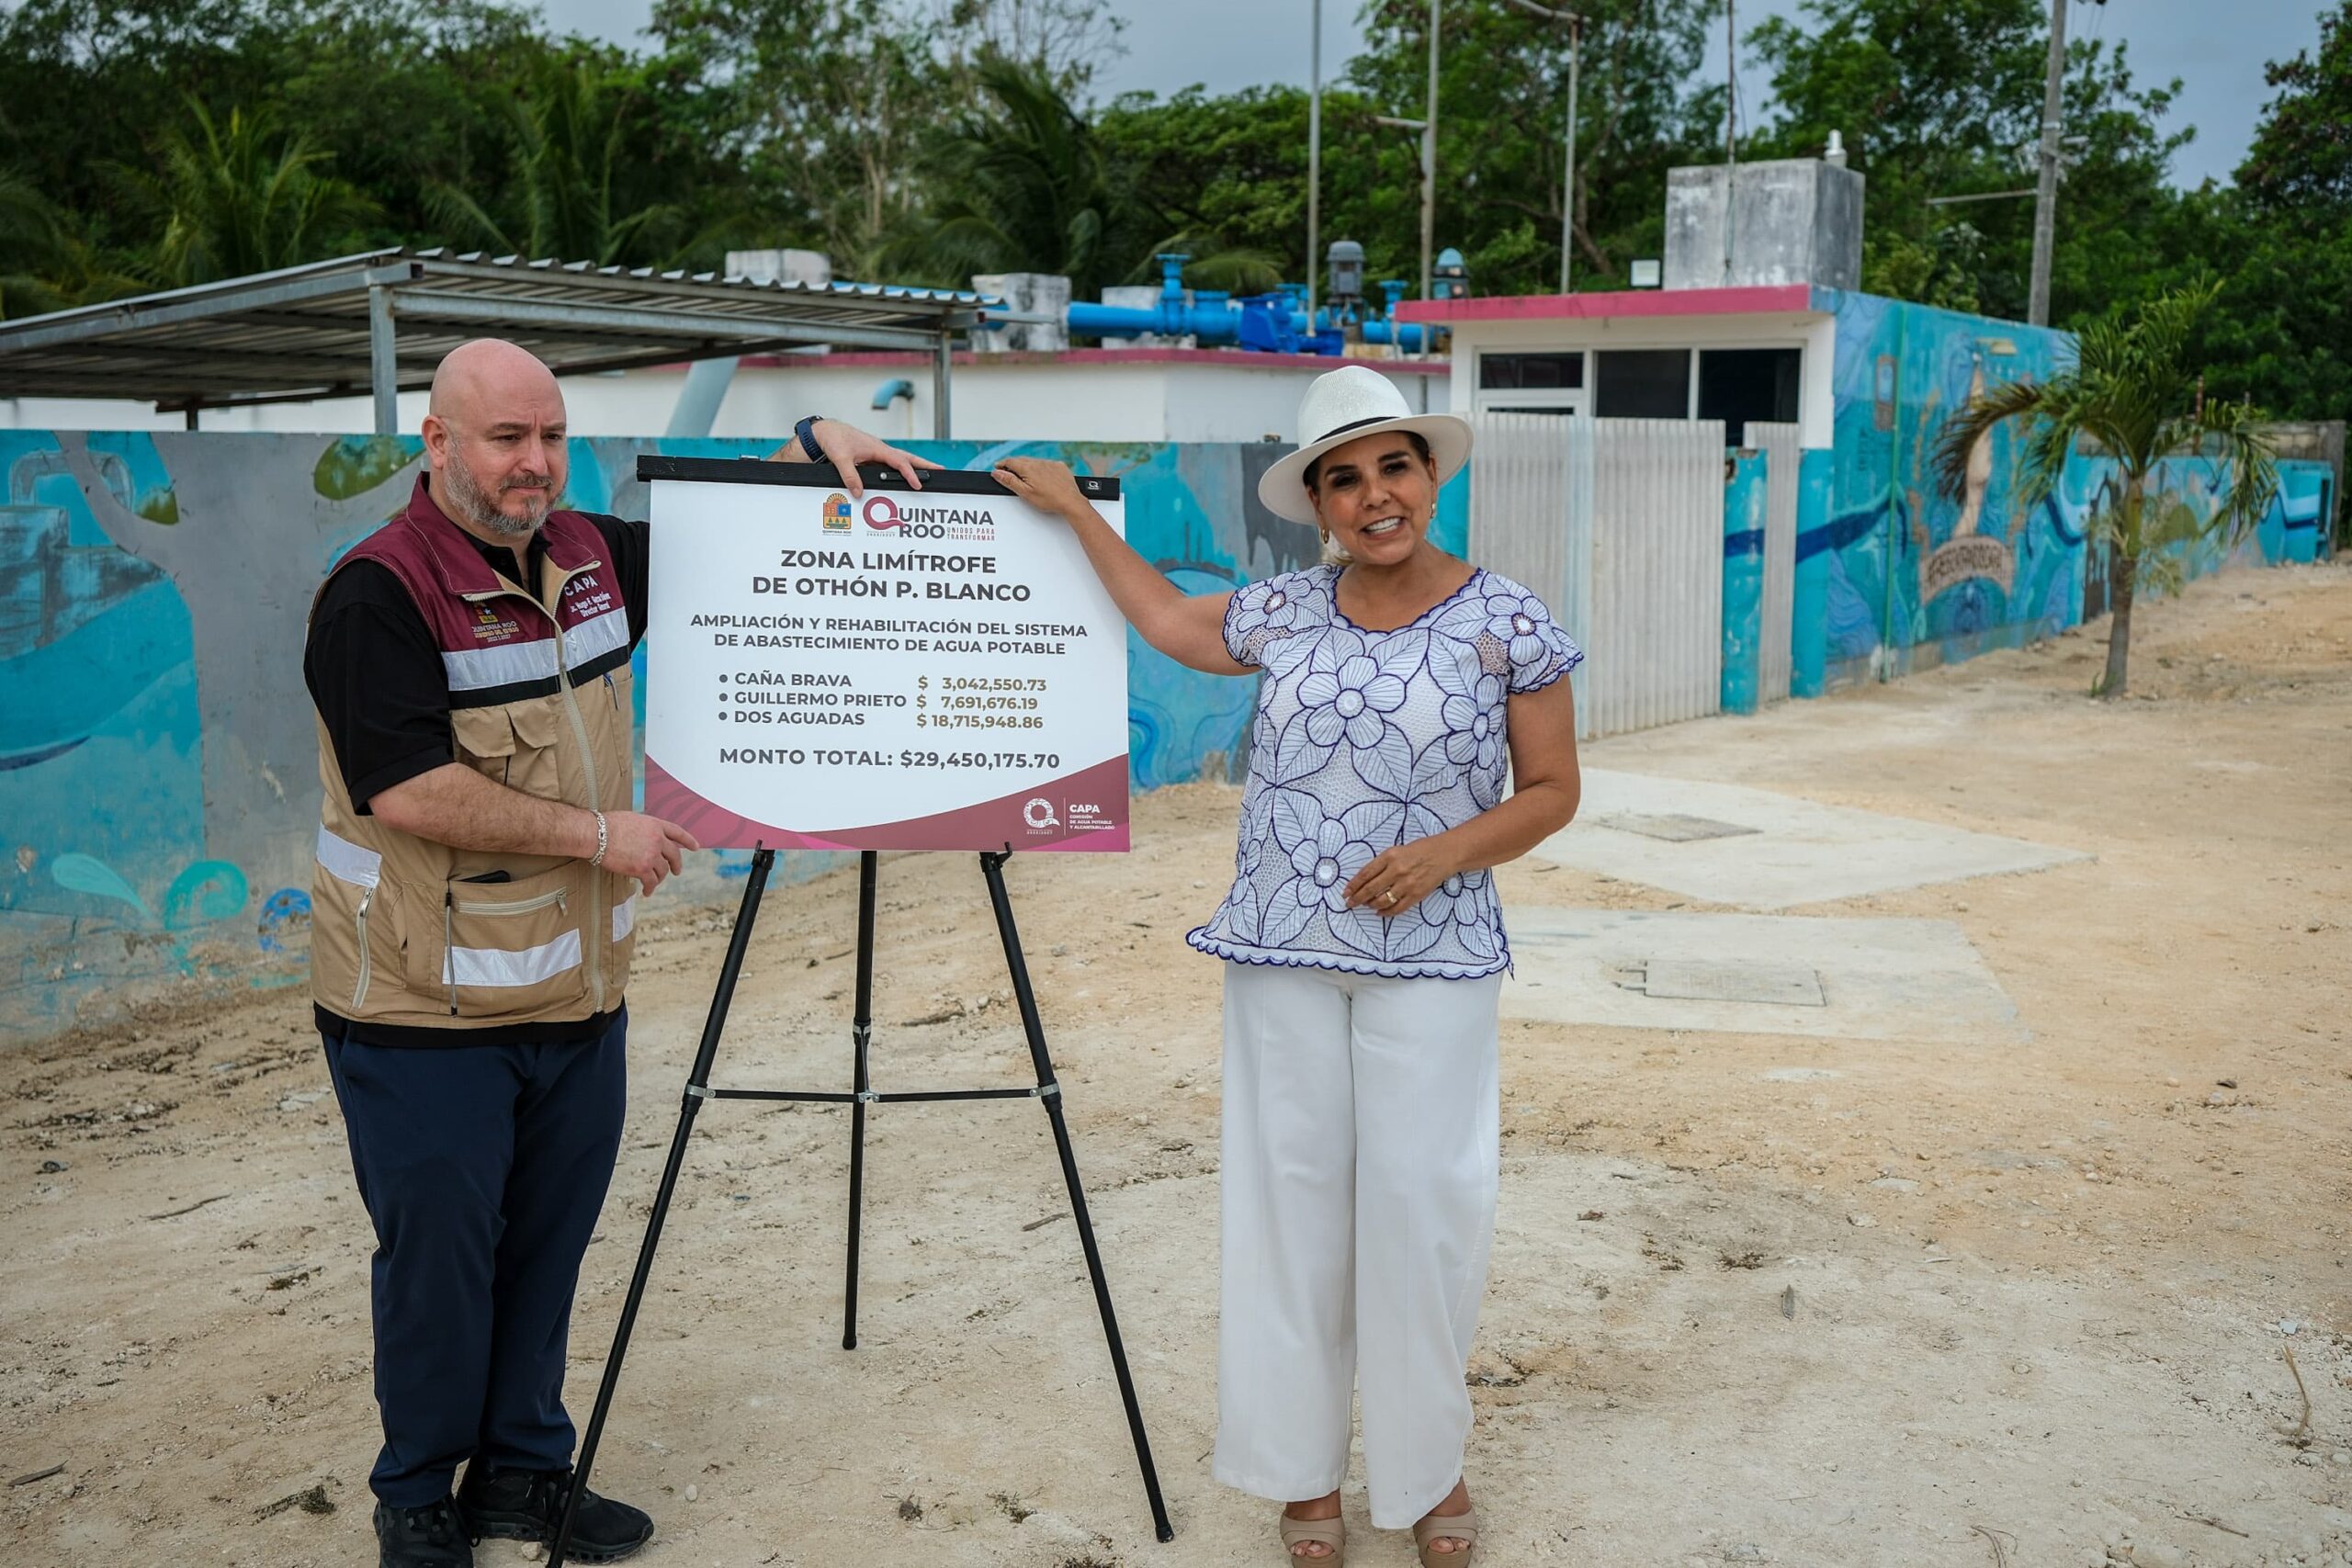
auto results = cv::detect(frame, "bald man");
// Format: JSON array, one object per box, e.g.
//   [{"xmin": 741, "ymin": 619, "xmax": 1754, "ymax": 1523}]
[{"xmin": 305, "ymin": 340, "xmax": 934, "ymax": 1567}]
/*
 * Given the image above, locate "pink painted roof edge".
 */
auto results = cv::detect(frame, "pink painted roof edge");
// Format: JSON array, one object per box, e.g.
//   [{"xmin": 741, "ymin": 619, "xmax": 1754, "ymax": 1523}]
[
  {"xmin": 1394, "ymin": 285, "xmax": 1824, "ymax": 324},
  {"xmin": 699, "ymin": 347, "xmax": 1449, "ymax": 375}
]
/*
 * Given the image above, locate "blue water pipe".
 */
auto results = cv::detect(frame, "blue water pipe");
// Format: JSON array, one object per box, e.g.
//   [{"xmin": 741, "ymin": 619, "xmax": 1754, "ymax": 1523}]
[{"xmin": 1063, "ymin": 254, "xmax": 1438, "ymax": 355}]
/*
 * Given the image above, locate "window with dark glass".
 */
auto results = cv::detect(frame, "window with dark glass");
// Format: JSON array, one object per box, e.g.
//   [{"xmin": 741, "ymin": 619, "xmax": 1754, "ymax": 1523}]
[
  {"xmin": 1477, "ymin": 352, "xmax": 1585, "ymax": 390},
  {"xmin": 1594, "ymin": 349, "xmax": 1691, "ymax": 418},
  {"xmin": 1697, "ymin": 347, "xmax": 1803, "ymax": 445}
]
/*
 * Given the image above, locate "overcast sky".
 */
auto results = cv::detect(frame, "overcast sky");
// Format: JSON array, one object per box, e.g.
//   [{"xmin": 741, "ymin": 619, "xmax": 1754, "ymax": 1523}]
[{"xmin": 543, "ymin": 0, "xmax": 2328, "ymax": 190}]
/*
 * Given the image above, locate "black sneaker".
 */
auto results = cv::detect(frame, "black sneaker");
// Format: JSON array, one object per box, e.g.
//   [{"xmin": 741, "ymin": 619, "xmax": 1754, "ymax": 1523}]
[
  {"xmin": 373, "ymin": 1497, "xmax": 474, "ymax": 1568},
  {"xmin": 456, "ymin": 1462, "xmax": 654, "ymax": 1562}
]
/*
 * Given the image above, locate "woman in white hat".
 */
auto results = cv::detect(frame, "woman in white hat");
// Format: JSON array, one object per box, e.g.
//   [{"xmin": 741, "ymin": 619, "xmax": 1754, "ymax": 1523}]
[{"xmin": 996, "ymin": 365, "xmax": 1581, "ymax": 1566}]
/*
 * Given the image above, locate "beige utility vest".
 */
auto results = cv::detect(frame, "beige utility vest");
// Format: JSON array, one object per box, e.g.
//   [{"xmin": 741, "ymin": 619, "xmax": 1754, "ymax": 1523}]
[{"xmin": 310, "ymin": 480, "xmax": 639, "ymax": 1030}]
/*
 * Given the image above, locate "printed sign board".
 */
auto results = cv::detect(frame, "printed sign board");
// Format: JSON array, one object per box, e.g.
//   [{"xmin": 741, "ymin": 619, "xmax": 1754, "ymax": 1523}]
[{"xmin": 639, "ymin": 458, "xmax": 1129, "ymax": 852}]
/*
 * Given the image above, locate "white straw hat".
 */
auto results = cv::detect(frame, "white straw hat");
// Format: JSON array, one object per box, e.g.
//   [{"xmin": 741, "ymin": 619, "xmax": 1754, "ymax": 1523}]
[{"xmin": 1255, "ymin": 365, "xmax": 1473, "ymax": 525}]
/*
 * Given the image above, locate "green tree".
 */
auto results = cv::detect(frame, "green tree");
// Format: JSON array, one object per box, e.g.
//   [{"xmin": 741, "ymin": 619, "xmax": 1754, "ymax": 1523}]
[
  {"xmin": 0, "ymin": 171, "xmax": 146, "ymax": 317},
  {"xmin": 890, "ymin": 57, "xmax": 1278, "ymax": 299},
  {"xmin": 1933, "ymin": 280, "xmax": 2280, "ymax": 700},
  {"xmin": 1096, "ymin": 0, "xmax": 1722, "ymax": 300},
  {"xmin": 885, "ymin": 55, "xmax": 1138, "ymax": 294},
  {"xmin": 426, "ymin": 52, "xmax": 687, "ymax": 265},
  {"xmin": 2239, "ymin": 1, "xmax": 2352, "ymax": 213},
  {"xmin": 113, "ymin": 99, "xmax": 378, "ymax": 285},
  {"xmin": 650, "ymin": 0, "xmax": 949, "ymax": 276},
  {"xmin": 2192, "ymin": 3, "xmax": 2352, "ymax": 426},
  {"xmin": 1342, "ymin": 0, "xmax": 1722, "ymax": 294},
  {"xmin": 931, "ymin": 0, "xmax": 1125, "ymax": 97},
  {"xmin": 1094, "ymin": 85, "xmax": 1333, "ymax": 288},
  {"xmin": 1745, "ymin": 0, "xmax": 2188, "ymax": 323}
]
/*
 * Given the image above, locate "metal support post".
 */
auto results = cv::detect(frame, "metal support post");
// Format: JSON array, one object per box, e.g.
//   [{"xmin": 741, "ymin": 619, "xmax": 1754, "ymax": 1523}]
[
  {"xmin": 1307, "ymin": 0, "xmax": 1323, "ymax": 321},
  {"xmin": 978, "ymin": 852, "xmax": 1174, "ymax": 1542},
  {"xmin": 1419, "ymin": 0, "xmax": 1440, "ymax": 330},
  {"xmin": 550, "ymin": 848, "xmax": 777, "ymax": 1568},
  {"xmin": 547, "ymin": 840, "xmax": 1173, "ymax": 1562},
  {"xmin": 842, "ymin": 850, "xmax": 878, "ymax": 1349},
  {"xmin": 368, "ymin": 283, "xmax": 399, "ymax": 437},
  {"xmin": 1508, "ymin": 0, "xmax": 1584, "ymax": 294},
  {"xmin": 1564, "ymin": 19, "xmax": 1580, "ymax": 293},
  {"xmin": 932, "ymin": 333, "xmax": 953, "ymax": 439}
]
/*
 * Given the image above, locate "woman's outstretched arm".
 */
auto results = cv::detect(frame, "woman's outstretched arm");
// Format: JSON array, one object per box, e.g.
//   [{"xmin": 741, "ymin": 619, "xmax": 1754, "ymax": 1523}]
[{"xmin": 995, "ymin": 457, "xmax": 1246, "ymax": 676}]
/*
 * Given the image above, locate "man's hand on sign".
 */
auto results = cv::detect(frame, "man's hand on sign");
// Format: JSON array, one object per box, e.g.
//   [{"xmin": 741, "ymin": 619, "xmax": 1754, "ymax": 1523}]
[
  {"xmin": 602, "ymin": 810, "xmax": 701, "ymax": 897},
  {"xmin": 763, "ymin": 418, "xmax": 939, "ymax": 499},
  {"xmin": 991, "ymin": 457, "xmax": 1089, "ymax": 519}
]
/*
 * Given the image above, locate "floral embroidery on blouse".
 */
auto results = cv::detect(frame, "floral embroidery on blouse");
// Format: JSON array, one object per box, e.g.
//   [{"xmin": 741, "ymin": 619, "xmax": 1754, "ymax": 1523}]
[{"xmin": 1188, "ymin": 563, "xmax": 1584, "ymax": 980}]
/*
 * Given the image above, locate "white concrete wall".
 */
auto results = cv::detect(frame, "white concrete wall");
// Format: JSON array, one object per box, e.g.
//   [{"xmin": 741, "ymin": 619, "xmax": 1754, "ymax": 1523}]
[{"xmin": 3, "ymin": 353, "xmax": 1450, "ymax": 445}]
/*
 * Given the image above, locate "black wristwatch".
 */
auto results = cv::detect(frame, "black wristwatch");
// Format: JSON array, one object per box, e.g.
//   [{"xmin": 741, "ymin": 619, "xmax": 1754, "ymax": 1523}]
[{"xmin": 795, "ymin": 414, "xmax": 824, "ymax": 460}]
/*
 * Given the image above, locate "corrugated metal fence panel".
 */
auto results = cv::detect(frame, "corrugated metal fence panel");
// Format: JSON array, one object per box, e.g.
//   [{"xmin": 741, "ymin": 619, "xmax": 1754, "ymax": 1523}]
[
  {"xmin": 1563, "ymin": 418, "xmax": 1597, "ymax": 727},
  {"xmin": 1467, "ymin": 412, "xmax": 1568, "ymax": 615},
  {"xmin": 1468, "ymin": 413, "xmax": 1724, "ymax": 739},
  {"xmin": 1467, "ymin": 413, "xmax": 1591, "ymax": 732},
  {"xmin": 1589, "ymin": 418, "xmax": 1725, "ymax": 736},
  {"xmin": 1749, "ymin": 421, "xmax": 1802, "ymax": 704}
]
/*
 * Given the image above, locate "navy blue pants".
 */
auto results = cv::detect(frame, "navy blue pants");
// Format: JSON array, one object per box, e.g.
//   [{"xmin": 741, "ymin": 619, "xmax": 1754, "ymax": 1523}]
[{"xmin": 322, "ymin": 1012, "xmax": 628, "ymax": 1508}]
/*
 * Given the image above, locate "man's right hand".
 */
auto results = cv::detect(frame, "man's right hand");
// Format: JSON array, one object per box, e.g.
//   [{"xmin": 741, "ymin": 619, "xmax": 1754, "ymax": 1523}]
[{"xmin": 602, "ymin": 811, "xmax": 700, "ymax": 896}]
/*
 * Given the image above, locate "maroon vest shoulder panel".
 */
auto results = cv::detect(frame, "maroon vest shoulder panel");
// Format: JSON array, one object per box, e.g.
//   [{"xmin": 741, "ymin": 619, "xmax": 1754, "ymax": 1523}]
[{"xmin": 328, "ymin": 476, "xmax": 623, "ymax": 659}]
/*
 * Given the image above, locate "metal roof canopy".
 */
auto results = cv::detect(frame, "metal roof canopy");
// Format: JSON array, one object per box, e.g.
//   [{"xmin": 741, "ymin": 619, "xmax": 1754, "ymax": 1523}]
[{"xmin": 0, "ymin": 247, "xmax": 994, "ymax": 435}]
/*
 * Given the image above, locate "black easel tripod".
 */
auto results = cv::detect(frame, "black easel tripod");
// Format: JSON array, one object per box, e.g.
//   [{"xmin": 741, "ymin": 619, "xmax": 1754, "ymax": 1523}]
[{"xmin": 548, "ymin": 846, "xmax": 1175, "ymax": 1566}]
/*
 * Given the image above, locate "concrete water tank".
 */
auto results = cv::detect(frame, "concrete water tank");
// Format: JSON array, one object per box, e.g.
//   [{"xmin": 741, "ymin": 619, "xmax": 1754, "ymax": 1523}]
[{"xmin": 1663, "ymin": 159, "xmax": 1863, "ymax": 292}]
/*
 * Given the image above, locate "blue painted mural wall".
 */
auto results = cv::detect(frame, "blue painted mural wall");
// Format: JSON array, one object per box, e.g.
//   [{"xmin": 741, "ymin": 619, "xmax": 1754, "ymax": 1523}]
[
  {"xmin": 0, "ymin": 432, "xmax": 1465, "ymax": 1042},
  {"xmin": 1797, "ymin": 292, "xmax": 2327, "ymax": 688},
  {"xmin": 1720, "ymin": 450, "xmax": 1769, "ymax": 715}
]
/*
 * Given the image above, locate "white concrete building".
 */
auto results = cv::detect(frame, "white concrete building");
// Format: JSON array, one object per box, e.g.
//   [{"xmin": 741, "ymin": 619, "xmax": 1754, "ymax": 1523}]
[
  {"xmin": 0, "ymin": 346, "xmax": 1448, "ymax": 443},
  {"xmin": 1400, "ymin": 286, "xmax": 1838, "ymax": 449}
]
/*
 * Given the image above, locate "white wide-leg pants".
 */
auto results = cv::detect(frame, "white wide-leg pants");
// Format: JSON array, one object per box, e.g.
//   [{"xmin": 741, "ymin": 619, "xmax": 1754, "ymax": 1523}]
[{"xmin": 1212, "ymin": 961, "xmax": 1504, "ymax": 1530}]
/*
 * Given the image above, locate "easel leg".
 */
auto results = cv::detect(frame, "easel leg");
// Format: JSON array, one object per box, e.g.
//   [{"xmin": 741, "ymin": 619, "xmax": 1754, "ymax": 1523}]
[
  {"xmin": 842, "ymin": 849, "xmax": 878, "ymax": 1350},
  {"xmin": 550, "ymin": 848, "xmax": 775, "ymax": 1568},
  {"xmin": 978, "ymin": 852, "xmax": 1176, "ymax": 1543}
]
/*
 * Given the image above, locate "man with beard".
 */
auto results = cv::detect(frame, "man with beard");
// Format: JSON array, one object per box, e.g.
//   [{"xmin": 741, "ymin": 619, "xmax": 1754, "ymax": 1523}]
[{"xmin": 304, "ymin": 338, "xmax": 934, "ymax": 1566}]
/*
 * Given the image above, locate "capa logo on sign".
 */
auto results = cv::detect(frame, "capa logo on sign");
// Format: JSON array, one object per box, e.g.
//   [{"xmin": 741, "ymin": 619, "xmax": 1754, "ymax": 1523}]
[{"xmin": 821, "ymin": 492, "xmax": 852, "ymax": 533}]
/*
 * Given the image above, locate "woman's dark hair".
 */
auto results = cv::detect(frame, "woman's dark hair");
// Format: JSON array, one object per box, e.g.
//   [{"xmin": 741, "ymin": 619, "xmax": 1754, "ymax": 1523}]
[{"xmin": 1304, "ymin": 429, "xmax": 1432, "ymax": 493}]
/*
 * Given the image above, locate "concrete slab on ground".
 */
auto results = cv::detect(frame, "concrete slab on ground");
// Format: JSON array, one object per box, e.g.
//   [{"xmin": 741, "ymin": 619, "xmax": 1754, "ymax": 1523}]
[
  {"xmin": 1502, "ymin": 907, "xmax": 2027, "ymax": 1043},
  {"xmin": 1530, "ymin": 768, "xmax": 2089, "ymax": 908}
]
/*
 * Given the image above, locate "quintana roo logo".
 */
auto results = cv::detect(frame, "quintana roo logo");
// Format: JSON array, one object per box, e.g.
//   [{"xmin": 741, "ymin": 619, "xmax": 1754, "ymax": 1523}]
[
  {"xmin": 821, "ymin": 492, "xmax": 853, "ymax": 534},
  {"xmin": 1023, "ymin": 798, "xmax": 1059, "ymax": 830}
]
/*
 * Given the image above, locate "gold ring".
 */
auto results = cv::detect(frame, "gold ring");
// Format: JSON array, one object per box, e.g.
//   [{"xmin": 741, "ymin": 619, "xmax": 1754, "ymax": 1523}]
[{"xmin": 1382, "ymin": 888, "xmax": 1396, "ymax": 905}]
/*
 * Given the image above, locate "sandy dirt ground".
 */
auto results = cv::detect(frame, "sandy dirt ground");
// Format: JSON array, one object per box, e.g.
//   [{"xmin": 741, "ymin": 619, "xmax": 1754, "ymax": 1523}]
[{"xmin": 6, "ymin": 560, "xmax": 2351, "ymax": 1568}]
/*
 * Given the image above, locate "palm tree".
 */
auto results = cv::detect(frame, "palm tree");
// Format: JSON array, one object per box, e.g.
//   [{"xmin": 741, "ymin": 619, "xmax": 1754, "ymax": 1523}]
[
  {"xmin": 114, "ymin": 102, "xmax": 377, "ymax": 286},
  {"xmin": 888, "ymin": 55, "xmax": 1280, "ymax": 299},
  {"xmin": 426, "ymin": 56, "xmax": 683, "ymax": 266},
  {"xmin": 1933, "ymin": 279, "xmax": 2280, "ymax": 699},
  {"xmin": 1, "ymin": 169, "xmax": 158, "ymax": 318}
]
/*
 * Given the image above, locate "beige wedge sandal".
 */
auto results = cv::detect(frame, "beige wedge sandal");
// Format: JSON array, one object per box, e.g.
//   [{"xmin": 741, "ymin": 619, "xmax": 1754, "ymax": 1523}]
[
  {"xmin": 1413, "ymin": 1506, "xmax": 1479, "ymax": 1566},
  {"xmin": 1278, "ymin": 1508, "xmax": 1346, "ymax": 1564}
]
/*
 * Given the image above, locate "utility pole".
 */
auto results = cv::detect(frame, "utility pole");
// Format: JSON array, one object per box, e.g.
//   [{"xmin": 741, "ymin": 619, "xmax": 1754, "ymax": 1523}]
[
  {"xmin": 2028, "ymin": 0, "xmax": 2067, "ymax": 326},
  {"xmin": 1419, "ymin": 0, "xmax": 1440, "ymax": 318},
  {"xmin": 1719, "ymin": 0, "xmax": 1740, "ymax": 283},
  {"xmin": 1563, "ymin": 15, "xmax": 1579, "ymax": 293},
  {"xmin": 1504, "ymin": 0, "xmax": 1582, "ymax": 295},
  {"xmin": 1307, "ymin": 0, "xmax": 1322, "ymax": 321}
]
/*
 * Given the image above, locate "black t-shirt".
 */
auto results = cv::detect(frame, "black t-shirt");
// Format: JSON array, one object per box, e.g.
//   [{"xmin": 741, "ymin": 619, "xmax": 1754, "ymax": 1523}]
[{"xmin": 306, "ymin": 512, "xmax": 649, "ymax": 1048}]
